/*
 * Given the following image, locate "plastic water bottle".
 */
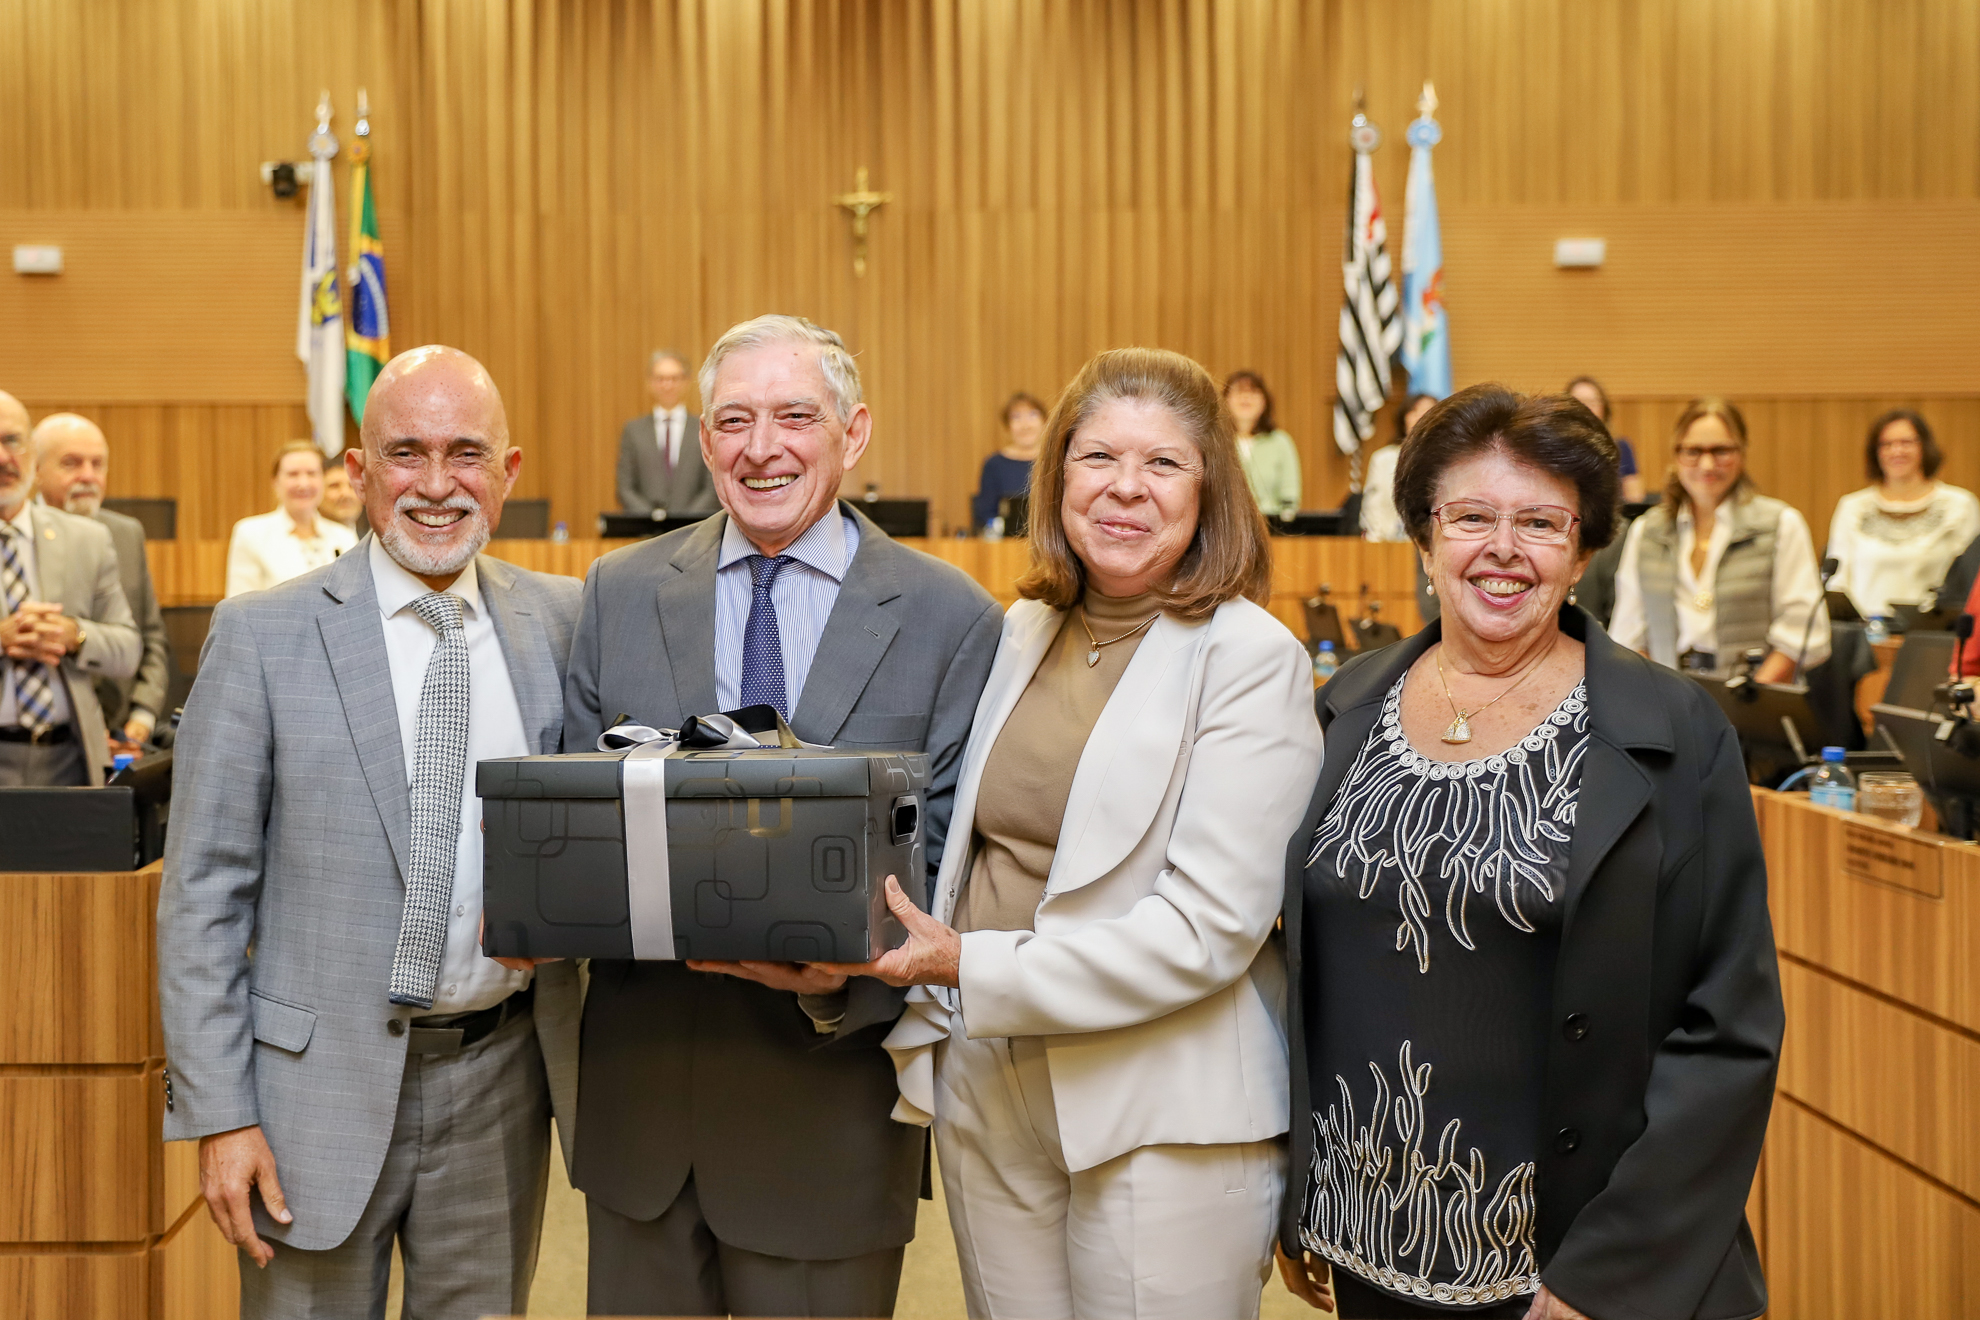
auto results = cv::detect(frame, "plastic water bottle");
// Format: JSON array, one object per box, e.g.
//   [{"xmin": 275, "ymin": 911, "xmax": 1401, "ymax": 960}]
[
  {"xmin": 1864, "ymin": 615, "xmax": 1890, "ymax": 646},
  {"xmin": 551, "ymin": 520, "xmax": 570, "ymax": 544},
  {"xmin": 1807, "ymin": 746, "xmax": 1857, "ymax": 811},
  {"xmin": 1313, "ymin": 640, "xmax": 1339, "ymax": 682}
]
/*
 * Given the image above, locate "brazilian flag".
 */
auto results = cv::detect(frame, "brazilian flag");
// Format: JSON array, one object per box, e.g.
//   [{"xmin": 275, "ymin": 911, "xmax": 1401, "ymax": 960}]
[{"xmin": 344, "ymin": 131, "xmax": 390, "ymax": 423}]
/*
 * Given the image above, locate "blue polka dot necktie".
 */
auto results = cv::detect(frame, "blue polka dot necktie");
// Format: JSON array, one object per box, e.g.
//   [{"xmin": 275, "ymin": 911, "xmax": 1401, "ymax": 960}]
[{"xmin": 740, "ymin": 554, "xmax": 794, "ymax": 720}]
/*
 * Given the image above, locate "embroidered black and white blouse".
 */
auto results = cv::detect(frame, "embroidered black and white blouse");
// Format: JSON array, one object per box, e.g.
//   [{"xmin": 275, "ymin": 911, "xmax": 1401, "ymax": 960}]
[{"xmin": 1299, "ymin": 673, "xmax": 1590, "ymax": 1311}]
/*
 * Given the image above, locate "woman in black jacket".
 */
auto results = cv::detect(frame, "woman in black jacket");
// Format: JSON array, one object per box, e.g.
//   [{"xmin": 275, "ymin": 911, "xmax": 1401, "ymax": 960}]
[{"xmin": 1276, "ymin": 385, "xmax": 1782, "ymax": 1320}]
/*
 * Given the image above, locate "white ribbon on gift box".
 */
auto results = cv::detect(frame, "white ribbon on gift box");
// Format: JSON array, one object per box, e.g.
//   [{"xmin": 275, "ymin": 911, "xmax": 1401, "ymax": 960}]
[
  {"xmin": 600, "ymin": 713, "xmax": 832, "ymax": 960},
  {"xmin": 600, "ymin": 717, "xmax": 766, "ymax": 960}
]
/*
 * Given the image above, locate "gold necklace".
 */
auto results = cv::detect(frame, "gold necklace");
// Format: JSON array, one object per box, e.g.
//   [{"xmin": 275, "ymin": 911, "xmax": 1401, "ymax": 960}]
[
  {"xmin": 1433, "ymin": 639, "xmax": 1555, "ymax": 744},
  {"xmin": 1078, "ymin": 608, "xmax": 1160, "ymax": 667}
]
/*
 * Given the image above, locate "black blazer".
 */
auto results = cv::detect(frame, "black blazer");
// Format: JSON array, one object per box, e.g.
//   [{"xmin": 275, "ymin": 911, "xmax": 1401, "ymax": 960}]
[
  {"xmin": 563, "ymin": 505, "xmax": 1002, "ymax": 1260},
  {"xmin": 1282, "ymin": 608, "xmax": 1782, "ymax": 1320}
]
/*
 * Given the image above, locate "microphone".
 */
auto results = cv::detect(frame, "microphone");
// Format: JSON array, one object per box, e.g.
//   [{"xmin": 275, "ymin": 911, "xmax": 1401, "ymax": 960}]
[{"xmin": 1792, "ymin": 556, "xmax": 1840, "ymax": 683}]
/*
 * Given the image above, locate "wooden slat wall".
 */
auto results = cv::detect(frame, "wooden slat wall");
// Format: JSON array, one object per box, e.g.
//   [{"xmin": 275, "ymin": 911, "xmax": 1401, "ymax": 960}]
[{"xmin": 2, "ymin": 0, "xmax": 1977, "ymax": 541}]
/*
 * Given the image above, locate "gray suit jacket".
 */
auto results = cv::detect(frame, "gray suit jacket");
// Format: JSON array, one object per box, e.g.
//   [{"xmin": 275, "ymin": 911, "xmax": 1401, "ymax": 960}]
[
  {"xmin": 565, "ymin": 503, "xmax": 1001, "ymax": 1259},
  {"xmin": 157, "ymin": 542, "xmax": 584, "ymax": 1252},
  {"xmin": 88, "ymin": 506, "xmax": 171, "ymax": 730},
  {"xmin": 616, "ymin": 413, "xmax": 717, "ymax": 516},
  {"xmin": 14, "ymin": 504, "xmax": 141, "ymax": 783}
]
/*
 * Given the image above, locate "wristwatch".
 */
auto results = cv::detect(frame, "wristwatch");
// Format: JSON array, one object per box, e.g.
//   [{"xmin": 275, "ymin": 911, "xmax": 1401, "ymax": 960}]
[{"xmin": 70, "ymin": 622, "xmax": 87, "ymax": 655}]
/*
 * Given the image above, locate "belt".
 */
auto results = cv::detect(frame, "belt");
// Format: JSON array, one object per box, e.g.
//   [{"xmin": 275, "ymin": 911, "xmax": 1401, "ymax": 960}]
[
  {"xmin": 407, "ymin": 982, "xmax": 534, "ymax": 1056},
  {"xmin": 0, "ymin": 724, "xmax": 71, "ymax": 745}
]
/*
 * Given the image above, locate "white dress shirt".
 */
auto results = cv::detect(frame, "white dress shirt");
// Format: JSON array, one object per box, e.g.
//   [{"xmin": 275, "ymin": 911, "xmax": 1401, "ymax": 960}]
[
  {"xmin": 653, "ymin": 405, "xmax": 691, "ymax": 470},
  {"xmin": 1610, "ymin": 499, "xmax": 1829, "ymax": 670},
  {"xmin": 713, "ymin": 509, "xmax": 860, "ymax": 713},
  {"xmin": 370, "ymin": 538, "xmax": 531, "ymax": 1016},
  {"xmin": 224, "ymin": 507, "xmax": 357, "ymax": 598},
  {"xmin": 0, "ymin": 502, "xmax": 73, "ymax": 727}
]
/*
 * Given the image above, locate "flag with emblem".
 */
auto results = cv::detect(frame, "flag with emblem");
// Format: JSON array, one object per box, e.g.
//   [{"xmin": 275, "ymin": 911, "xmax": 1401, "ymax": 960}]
[
  {"xmin": 1400, "ymin": 85, "xmax": 1451, "ymax": 399},
  {"xmin": 1332, "ymin": 112, "xmax": 1403, "ymax": 460},
  {"xmin": 345, "ymin": 96, "xmax": 390, "ymax": 425},
  {"xmin": 297, "ymin": 97, "xmax": 345, "ymax": 456}
]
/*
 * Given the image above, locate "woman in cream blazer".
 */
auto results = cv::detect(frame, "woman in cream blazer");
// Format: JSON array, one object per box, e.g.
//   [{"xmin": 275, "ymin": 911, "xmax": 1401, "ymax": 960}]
[{"xmin": 827, "ymin": 348, "xmax": 1323, "ymax": 1320}]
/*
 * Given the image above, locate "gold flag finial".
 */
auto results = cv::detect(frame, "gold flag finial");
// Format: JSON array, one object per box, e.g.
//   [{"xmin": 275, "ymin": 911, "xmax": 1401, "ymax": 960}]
[{"xmin": 1417, "ymin": 80, "xmax": 1439, "ymax": 119}]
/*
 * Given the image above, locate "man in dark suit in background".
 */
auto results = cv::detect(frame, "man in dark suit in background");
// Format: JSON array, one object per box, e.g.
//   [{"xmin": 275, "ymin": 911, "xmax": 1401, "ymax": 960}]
[
  {"xmin": 617, "ymin": 349, "xmax": 718, "ymax": 518},
  {"xmin": 0, "ymin": 391, "xmax": 139, "ymax": 786},
  {"xmin": 33, "ymin": 412, "xmax": 172, "ymax": 755},
  {"xmin": 568, "ymin": 315, "xmax": 1001, "ymax": 1317}
]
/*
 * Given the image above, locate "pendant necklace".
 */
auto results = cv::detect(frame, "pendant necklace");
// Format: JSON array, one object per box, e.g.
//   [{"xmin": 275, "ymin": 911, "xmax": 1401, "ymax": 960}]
[
  {"xmin": 1078, "ymin": 608, "xmax": 1160, "ymax": 667},
  {"xmin": 1433, "ymin": 639, "xmax": 1555, "ymax": 744}
]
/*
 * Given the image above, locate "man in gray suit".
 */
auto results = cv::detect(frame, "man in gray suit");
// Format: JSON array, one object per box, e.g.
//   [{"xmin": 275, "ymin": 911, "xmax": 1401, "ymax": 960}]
[
  {"xmin": 617, "ymin": 348, "xmax": 719, "ymax": 517},
  {"xmin": 568, "ymin": 314, "xmax": 1001, "ymax": 1317},
  {"xmin": 0, "ymin": 390, "xmax": 141, "ymax": 786},
  {"xmin": 159, "ymin": 347, "xmax": 584, "ymax": 1319},
  {"xmin": 32, "ymin": 412, "xmax": 173, "ymax": 754}
]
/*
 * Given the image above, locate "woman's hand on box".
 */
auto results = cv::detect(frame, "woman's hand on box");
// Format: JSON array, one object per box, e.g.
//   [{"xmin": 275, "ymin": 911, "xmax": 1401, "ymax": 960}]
[
  {"xmin": 686, "ymin": 960, "xmax": 850, "ymax": 994},
  {"xmin": 816, "ymin": 875, "xmax": 962, "ymax": 989}
]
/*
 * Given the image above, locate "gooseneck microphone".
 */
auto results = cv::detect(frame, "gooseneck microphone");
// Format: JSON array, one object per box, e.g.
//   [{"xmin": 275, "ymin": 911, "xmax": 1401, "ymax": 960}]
[{"xmin": 1792, "ymin": 556, "xmax": 1840, "ymax": 684}]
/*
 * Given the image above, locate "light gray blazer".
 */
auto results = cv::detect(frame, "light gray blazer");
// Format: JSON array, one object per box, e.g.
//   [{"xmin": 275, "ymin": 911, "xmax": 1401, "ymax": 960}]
[
  {"xmin": 157, "ymin": 542, "xmax": 583, "ymax": 1252},
  {"xmin": 89, "ymin": 506, "xmax": 171, "ymax": 729},
  {"xmin": 18, "ymin": 503, "xmax": 141, "ymax": 782},
  {"xmin": 616, "ymin": 413, "xmax": 718, "ymax": 516}
]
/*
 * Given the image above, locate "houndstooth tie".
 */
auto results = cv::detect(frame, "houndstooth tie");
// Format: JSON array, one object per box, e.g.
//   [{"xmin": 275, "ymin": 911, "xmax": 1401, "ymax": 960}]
[
  {"xmin": 740, "ymin": 555, "xmax": 794, "ymax": 719},
  {"xmin": 0, "ymin": 524, "xmax": 59, "ymax": 733},
  {"xmin": 388, "ymin": 592, "xmax": 471, "ymax": 1009}
]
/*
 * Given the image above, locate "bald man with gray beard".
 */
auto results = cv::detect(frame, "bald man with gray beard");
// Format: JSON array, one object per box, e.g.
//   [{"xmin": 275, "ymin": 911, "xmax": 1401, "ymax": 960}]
[{"xmin": 158, "ymin": 349, "xmax": 583, "ymax": 1320}]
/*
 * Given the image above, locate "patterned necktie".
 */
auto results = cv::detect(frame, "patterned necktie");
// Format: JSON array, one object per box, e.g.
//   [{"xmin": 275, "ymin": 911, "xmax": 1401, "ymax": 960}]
[
  {"xmin": 740, "ymin": 555, "xmax": 794, "ymax": 719},
  {"xmin": 388, "ymin": 592, "xmax": 471, "ymax": 1009},
  {"xmin": 0, "ymin": 524, "xmax": 58, "ymax": 733}
]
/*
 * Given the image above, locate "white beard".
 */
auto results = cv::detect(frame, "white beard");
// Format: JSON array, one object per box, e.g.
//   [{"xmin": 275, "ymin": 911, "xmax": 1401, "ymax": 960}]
[
  {"xmin": 62, "ymin": 484, "xmax": 103, "ymax": 516},
  {"xmin": 376, "ymin": 492, "xmax": 491, "ymax": 578}
]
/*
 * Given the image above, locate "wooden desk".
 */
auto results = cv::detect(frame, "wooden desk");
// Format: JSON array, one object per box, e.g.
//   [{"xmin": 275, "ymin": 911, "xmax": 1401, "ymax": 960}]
[
  {"xmin": 147, "ymin": 535, "xmax": 1426, "ymax": 639},
  {"xmin": 0, "ymin": 863, "xmax": 236, "ymax": 1317},
  {"xmin": 1751, "ymin": 789, "xmax": 1980, "ymax": 1318}
]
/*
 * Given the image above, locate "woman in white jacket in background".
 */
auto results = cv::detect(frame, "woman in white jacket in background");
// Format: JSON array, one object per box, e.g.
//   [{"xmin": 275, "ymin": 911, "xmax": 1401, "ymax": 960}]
[{"xmin": 825, "ymin": 347, "xmax": 1324, "ymax": 1320}]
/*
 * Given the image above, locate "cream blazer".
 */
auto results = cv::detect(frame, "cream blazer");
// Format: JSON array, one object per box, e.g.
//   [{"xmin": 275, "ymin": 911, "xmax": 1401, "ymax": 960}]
[{"xmin": 883, "ymin": 595, "xmax": 1324, "ymax": 1172}]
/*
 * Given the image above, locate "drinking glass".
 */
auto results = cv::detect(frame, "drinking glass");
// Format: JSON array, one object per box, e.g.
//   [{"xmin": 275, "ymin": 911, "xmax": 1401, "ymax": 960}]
[{"xmin": 1858, "ymin": 772, "xmax": 1924, "ymax": 828}]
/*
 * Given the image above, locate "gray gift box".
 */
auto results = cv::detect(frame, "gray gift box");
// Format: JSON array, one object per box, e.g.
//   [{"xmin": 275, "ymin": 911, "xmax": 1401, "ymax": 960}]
[{"xmin": 478, "ymin": 739, "xmax": 929, "ymax": 963}]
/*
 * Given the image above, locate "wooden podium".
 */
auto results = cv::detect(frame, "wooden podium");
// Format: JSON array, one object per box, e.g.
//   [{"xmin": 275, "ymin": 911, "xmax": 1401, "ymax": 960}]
[
  {"xmin": 0, "ymin": 862, "xmax": 237, "ymax": 1317},
  {"xmin": 1751, "ymin": 789, "xmax": 1980, "ymax": 1317}
]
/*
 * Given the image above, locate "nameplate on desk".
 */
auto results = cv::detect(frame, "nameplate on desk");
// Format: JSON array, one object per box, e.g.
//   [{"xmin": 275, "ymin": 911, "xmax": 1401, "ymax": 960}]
[{"xmin": 1840, "ymin": 820, "xmax": 1943, "ymax": 899}]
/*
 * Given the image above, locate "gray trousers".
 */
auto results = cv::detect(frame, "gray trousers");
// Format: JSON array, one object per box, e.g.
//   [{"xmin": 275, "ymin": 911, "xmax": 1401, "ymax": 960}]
[
  {"xmin": 0, "ymin": 735, "xmax": 86, "ymax": 786},
  {"xmin": 238, "ymin": 1008, "xmax": 552, "ymax": 1320},
  {"xmin": 586, "ymin": 1176, "xmax": 906, "ymax": 1318}
]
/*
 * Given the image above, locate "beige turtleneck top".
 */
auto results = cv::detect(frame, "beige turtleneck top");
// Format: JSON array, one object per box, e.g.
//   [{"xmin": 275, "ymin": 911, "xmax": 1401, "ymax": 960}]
[{"xmin": 954, "ymin": 588, "xmax": 1161, "ymax": 935}]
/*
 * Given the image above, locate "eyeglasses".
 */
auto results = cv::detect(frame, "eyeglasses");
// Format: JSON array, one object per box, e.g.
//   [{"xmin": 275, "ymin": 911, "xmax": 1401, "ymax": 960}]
[
  {"xmin": 1431, "ymin": 501, "xmax": 1580, "ymax": 545},
  {"xmin": 1675, "ymin": 445, "xmax": 1741, "ymax": 466}
]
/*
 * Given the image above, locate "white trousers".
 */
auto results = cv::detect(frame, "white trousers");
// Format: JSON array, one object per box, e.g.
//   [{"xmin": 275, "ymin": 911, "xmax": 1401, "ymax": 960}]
[{"xmin": 934, "ymin": 1017, "xmax": 1284, "ymax": 1320}]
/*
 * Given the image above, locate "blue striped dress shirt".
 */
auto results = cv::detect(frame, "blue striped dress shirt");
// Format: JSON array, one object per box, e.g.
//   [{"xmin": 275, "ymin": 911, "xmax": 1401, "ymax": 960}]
[{"xmin": 714, "ymin": 508, "xmax": 861, "ymax": 714}]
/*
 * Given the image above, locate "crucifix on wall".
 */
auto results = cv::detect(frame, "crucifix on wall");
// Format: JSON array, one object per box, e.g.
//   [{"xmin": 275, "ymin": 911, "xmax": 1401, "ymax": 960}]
[{"xmin": 833, "ymin": 166, "xmax": 892, "ymax": 277}]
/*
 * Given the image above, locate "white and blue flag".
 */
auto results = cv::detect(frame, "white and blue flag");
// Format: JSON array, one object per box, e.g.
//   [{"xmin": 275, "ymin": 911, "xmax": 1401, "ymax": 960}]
[{"xmin": 1400, "ymin": 96, "xmax": 1450, "ymax": 399}]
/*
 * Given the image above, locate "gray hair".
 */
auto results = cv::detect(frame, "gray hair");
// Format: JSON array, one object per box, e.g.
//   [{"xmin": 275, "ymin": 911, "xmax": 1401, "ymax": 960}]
[
  {"xmin": 649, "ymin": 349, "xmax": 689, "ymax": 373},
  {"xmin": 698, "ymin": 314, "xmax": 863, "ymax": 424}
]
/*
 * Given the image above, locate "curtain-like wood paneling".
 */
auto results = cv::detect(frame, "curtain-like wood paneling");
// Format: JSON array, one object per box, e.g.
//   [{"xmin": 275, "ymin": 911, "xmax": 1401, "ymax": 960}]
[{"xmin": 3, "ymin": 0, "xmax": 1977, "ymax": 538}]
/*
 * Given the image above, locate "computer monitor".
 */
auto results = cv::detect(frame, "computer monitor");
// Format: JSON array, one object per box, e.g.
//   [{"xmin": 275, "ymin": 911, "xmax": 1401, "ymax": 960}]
[
  {"xmin": 1692, "ymin": 674, "xmax": 1900, "ymax": 784},
  {"xmin": 1871, "ymin": 703, "xmax": 1980, "ymax": 840},
  {"xmin": 498, "ymin": 498, "xmax": 551, "ymax": 539},
  {"xmin": 855, "ymin": 498, "xmax": 929, "ymax": 539},
  {"xmin": 597, "ymin": 511, "xmax": 716, "ymax": 539},
  {"xmin": 1883, "ymin": 631, "xmax": 1956, "ymax": 711}
]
